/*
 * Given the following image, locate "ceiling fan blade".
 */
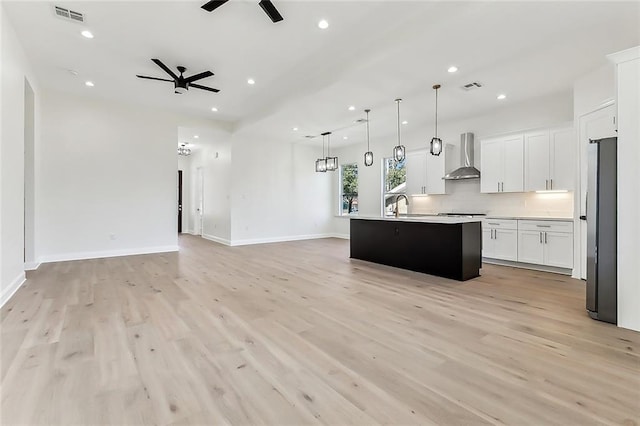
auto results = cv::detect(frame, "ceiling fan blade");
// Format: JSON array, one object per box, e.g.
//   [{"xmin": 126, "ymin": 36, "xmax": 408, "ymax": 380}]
[
  {"xmin": 136, "ymin": 75, "xmax": 174, "ymax": 82},
  {"xmin": 184, "ymin": 70, "xmax": 214, "ymax": 84},
  {"xmin": 190, "ymin": 83, "xmax": 220, "ymax": 93},
  {"xmin": 201, "ymin": 0, "xmax": 229, "ymax": 12},
  {"xmin": 151, "ymin": 59, "xmax": 178, "ymax": 80},
  {"xmin": 259, "ymin": 0, "xmax": 283, "ymax": 23}
]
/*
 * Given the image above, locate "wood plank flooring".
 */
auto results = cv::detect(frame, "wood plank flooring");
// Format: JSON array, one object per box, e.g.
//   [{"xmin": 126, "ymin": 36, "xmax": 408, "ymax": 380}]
[{"xmin": 1, "ymin": 235, "xmax": 638, "ymax": 425}]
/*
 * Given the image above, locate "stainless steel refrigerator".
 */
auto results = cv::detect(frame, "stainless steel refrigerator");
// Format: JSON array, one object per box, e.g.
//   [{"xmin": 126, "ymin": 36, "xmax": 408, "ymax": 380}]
[{"xmin": 586, "ymin": 137, "xmax": 617, "ymax": 324}]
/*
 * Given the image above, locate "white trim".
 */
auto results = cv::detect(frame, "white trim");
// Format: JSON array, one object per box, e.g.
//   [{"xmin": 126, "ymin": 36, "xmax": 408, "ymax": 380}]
[
  {"xmin": 202, "ymin": 234, "xmax": 232, "ymax": 246},
  {"xmin": 37, "ymin": 245, "xmax": 179, "ymax": 263},
  {"xmin": 330, "ymin": 233, "xmax": 350, "ymax": 240},
  {"xmin": 1, "ymin": 272, "xmax": 26, "ymax": 308},
  {"xmin": 482, "ymin": 258, "xmax": 575, "ymax": 277},
  {"xmin": 24, "ymin": 261, "xmax": 40, "ymax": 271},
  {"xmin": 230, "ymin": 233, "xmax": 336, "ymax": 247},
  {"xmin": 607, "ymin": 46, "xmax": 640, "ymax": 65}
]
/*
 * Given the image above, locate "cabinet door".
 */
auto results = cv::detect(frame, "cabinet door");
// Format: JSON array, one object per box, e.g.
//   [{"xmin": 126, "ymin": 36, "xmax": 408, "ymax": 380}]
[
  {"xmin": 425, "ymin": 151, "xmax": 446, "ymax": 194},
  {"xmin": 405, "ymin": 152, "xmax": 426, "ymax": 195},
  {"xmin": 482, "ymin": 228, "xmax": 494, "ymax": 258},
  {"xmin": 524, "ymin": 131, "xmax": 550, "ymax": 191},
  {"xmin": 502, "ymin": 134, "xmax": 524, "ymax": 192},
  {"xmin": 544, "ymin": 231, "xmax": 573, "ymax": 268},
  {"xmin": 493, "ymin": 229, "xmax": 518, "ymax": 261},
  {"xmin": 480, "ymin": 139, "xmax": 503, "ymax": 193},
  {"xmin": 518, "ymin": 230, "xmax": 544, "ymax": 264},
  {"xmin": 549, "ymin": 127, "xmax": 574, "ymax": 191}
]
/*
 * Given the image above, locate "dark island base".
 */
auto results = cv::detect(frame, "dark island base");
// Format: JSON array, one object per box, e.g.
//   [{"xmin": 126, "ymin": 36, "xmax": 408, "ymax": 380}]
[{"xmin": 350, "ymin": 219, "xmax": 482, "ymax": 281}]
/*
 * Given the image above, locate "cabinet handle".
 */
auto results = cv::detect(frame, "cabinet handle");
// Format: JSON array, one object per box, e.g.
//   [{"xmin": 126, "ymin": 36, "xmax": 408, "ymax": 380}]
[
  {"xmin": 544, "ymin": 232, "xmax": 548, "ymax": 244},
  {"xmin": 497, "ymin": 182, "xmax": 500, "ymax": 192},
  {"xmin": 501, "ymin": 182, "xmax": 504, "ymax": 192},
  {"xmin": 545, "ymin": 179, "xmax": 548, "ymax": 190},
  {"xmin": 539, "ymin": 232, "xmax": 543, "ymax": 243},
  {"xmin": 550, "ymin": 179, "xmax": 553, "ymax": 190},
  {"xmin": 487, "ymin": 222, "xmax": 500, "ymax": 225},
  {"xmin": 536, "ymin": 225, "xmax": 551, "ymax": 228}
]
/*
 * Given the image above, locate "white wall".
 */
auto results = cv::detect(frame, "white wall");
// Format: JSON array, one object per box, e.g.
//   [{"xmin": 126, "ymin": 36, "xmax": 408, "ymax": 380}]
[
  {"xmin": 230, "ymin": 134, "xmax": 333, "ymax": 245},
  {"xmin": 331, "ymin": 91, "xmax": 574, "ymax": 234},
  {"xmin": 36, "ymin": 90, "xmax": 230, "ymax": 262},
  {"xmin": 0, "ymin": 6, "xmax": 40, "ymax": 306},
  {"xmin": 609, "ymin": 46, "xmax": 640, "ymax": 332}
]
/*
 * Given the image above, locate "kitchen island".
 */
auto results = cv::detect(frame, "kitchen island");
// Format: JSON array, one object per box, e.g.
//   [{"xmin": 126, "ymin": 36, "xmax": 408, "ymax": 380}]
[{"xmin": 350, "ymin": 216, "xmax": 482, "ymax": 281}]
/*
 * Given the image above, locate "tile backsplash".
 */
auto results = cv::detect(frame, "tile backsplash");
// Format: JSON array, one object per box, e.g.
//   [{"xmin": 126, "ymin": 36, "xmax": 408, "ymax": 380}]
[{"xmin": 410, "ymin": 179, "xmax": 573, "ymax": 218}]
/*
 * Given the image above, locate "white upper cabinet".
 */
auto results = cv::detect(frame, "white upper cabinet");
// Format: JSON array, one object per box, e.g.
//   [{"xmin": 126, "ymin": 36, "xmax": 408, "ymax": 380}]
[
  {"xmin": 480, "ymin": 134, "xmax": 524, "ymax": 193},
  {"xmin": 524, "ymin": 126, "xmax": 574, "ymax": 191},
  {"xmin": 405, "ymin": 150, "xmax": 448, "ymax": 195}
]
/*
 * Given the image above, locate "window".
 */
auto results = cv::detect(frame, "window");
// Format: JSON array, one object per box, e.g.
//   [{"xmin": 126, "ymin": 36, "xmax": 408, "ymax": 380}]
[
  {"xmin": 340, "ymin": 163, "xmax": 358, "ymax": 215},
  {"xmin": 382, "ymin": 157, "xmax": 406, "ymax": 216}
]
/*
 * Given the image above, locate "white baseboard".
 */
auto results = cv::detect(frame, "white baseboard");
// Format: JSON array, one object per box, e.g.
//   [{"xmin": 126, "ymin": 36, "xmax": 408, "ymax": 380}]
[
  {"xmin": 330, "ymin": 233, "xmax": 350, "ymax": 240},
  {"xmin": 1, "ymin": 272, "xmax": 26, "ymax": 308},
  {"xmin": 230, "ymin": 233, "xmax": 337, "ymax": 247},
  {"xmin": 37, "ymin": 245, "xmax": 179, "ymax": 264},
  {"xmin": 24, "ymin": 261, "xmax": 41, "ymax": 271},
  {"xmin": 202, "ymin": 234, "xmax": 231, "ymax": 246},
  {"xmin": 482, "ymin": 257, "xmax": 574, "ymax": 277}
]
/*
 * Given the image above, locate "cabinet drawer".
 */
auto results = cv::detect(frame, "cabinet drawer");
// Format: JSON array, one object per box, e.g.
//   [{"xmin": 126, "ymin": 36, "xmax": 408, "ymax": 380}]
[
  {"xmin": 482, "ymin": 219, "xmax": 517, "ymax": 230},
  {"xmin": 518, "ymin": 220, "xmax": 573, "ymax": 233}
]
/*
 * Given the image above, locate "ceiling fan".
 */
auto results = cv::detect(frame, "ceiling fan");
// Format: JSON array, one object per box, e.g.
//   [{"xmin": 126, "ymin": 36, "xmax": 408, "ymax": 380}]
[
  {"xmin": 136, "ymin": 59, "xmax": 220, "ymax": 94},
  {"xmin": 201, "ymin": 0, "xmax": 283, "ymax": 23}
]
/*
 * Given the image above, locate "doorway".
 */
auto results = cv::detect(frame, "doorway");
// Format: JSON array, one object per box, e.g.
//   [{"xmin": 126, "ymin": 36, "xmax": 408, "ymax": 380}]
[{"xmin": 178, "ymin": 170, "xmax": 183, "ymax": 233}]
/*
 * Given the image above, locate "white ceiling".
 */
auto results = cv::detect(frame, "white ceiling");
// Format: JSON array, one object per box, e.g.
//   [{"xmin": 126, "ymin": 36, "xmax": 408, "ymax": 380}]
[{"xmin": 4, "ymin": 1, "xmax": 640, "ymax": 146}]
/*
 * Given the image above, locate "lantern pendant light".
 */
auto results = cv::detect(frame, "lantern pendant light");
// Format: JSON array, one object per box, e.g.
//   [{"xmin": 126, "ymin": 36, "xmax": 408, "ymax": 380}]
[
  {"xmin": 325, "ymin": 132, "xmax": 338, "ymax": 171},
  {"xmin": 430, "ymin": 84, "xmax": 443, "ymax": 156},
  {"xmin": 393, "ymin": 98, "xmax": 405, "ymax": 162},
  {"xmin": 363, "ymin": 109, "xmax": 373, "ymax": 166},
  {"xmin": 315, "ymin": 134, "xmax": 327, "ymax": 172}
]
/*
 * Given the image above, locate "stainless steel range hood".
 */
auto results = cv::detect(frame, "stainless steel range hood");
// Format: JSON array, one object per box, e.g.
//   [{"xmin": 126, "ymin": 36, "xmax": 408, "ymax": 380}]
[{"xmin": 443, "ymin": 132, "xmax": 481, "ymax": 180}]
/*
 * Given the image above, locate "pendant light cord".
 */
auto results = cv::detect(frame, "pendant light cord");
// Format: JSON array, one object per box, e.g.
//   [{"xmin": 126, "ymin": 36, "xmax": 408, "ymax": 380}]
[
  {"xmin": 322, "ymin": 134, "xmax": 325, "ymax": 157},
  {"xmin": 365, "ymin": 109, "xmax": 370, "ymax": 150},
  {"xmin": 395, "ymin": 99, "xmax": 401, "ymax": 146},
  {"xmin": 435, "ymin": 88, "xmax": 438, "ymax": 138},
  {"xmin": 327, "ymin": 132, "xmax": 331, "ymax": 156}
]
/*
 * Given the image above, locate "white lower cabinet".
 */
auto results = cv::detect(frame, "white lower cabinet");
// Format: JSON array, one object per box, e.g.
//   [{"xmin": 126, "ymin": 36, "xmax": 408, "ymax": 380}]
[
  {"xmin": 482, "ymin": 219, "xmax": 518, "ymax": 261},
  {"xmin": 517, "ymin": 220, "xmax": 573, "ymax": 269}
]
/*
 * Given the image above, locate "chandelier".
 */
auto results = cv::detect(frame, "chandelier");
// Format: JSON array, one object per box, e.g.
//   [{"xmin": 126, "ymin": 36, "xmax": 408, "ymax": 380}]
[{"xmin": 178, "ymin": 143, "xmax": 191, "ymax": 156}]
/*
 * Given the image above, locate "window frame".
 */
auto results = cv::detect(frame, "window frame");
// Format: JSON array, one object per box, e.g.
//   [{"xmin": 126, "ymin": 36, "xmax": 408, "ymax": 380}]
[
  {"xmin": 381, "ymin": 156, "xmax": 407, "ymax": 217},
  {"xmin": 339, "ymin": 162, "xmax": 359, "ymax": 216}
]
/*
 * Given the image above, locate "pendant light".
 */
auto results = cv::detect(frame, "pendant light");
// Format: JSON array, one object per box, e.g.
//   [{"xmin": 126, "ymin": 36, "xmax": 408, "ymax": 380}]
[
  {"xmin": 393, "ymin": 98, "xmax": 405, "ymax": 162},
  {"xmin": 430, "ymin": 84, "xmax": 443, "ymax": 156},
  {"xmin": 325, "ymin": 132, "xmax": 338, "ymax": 171},
  {"xmin": 315, "ymin": 134, "xmax": 327, "ymax": 172},
  {"xmin": 363, "ymin": 109, "xmax": 373, "ymax": 166}
]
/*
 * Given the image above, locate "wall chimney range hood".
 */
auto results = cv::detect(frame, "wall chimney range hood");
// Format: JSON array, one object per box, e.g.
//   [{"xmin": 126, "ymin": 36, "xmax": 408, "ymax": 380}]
[{"xmin": 443, "ymin": 132, "xmax": 481, "ymax": 180}]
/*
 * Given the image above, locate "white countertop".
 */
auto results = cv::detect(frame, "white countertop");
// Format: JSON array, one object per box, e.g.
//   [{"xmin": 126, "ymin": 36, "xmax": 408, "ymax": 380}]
[
  {"xmin": 351, "ymin": 216, "xmax": 482, "ymax": 224},
  {"xmin": 485, "ymin": 216, "xmax": 573, "ymax": 221}
]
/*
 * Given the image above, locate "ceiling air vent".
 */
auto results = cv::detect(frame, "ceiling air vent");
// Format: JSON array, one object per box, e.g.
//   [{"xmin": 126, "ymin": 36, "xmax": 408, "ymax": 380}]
[
  {"xmin": 54, "ymin": 6, "xmax": 85, "ymax": 23},
  {"xmin": 461, "ymin": 82, "xmax": 483, "ymax": 91}
]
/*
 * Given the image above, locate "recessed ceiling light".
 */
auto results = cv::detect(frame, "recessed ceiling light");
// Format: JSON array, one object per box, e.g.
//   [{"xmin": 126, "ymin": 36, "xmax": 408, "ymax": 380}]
[
  {"xmin": 194, "ymin": 135, "xmax": 199, "ymax": 139},
  {"xmin": 292, "ymin": 127, "xmax": 299, "ymax": 131},
  {"xmin": 247, "ymin": 78, "xmax": 255, "ymax": 85},
  {"xmin": 402, "ymin": 120, "xmax": 408, "ymax": 125},
  {"xmin": 447, "ymin": 66, "xmax": 458, "ymax": 73},
  {"xmin": 211, "ymin": 107, "xmax": 218, "ymax": 112},
  {"xmin": 348, "ymin": 105, "xmax": 355, "ymax": 111},
  {"xmin": 497, "ymin": 94, "xmax": 507, "ymax": 100},
  {"xmin": 85, "ymin": 81, "xmax": 94, "ymax": 87},
  {"xmin": 318, "ymin": 19, "xmax": 329, "ymax": 29},
  {"xmin": 81, "ymin": 30, "xmax": 94, "ymax": 39},
  {"xmin": 343, "ymin": 136, "xmax": 348, "ymax": 140}
]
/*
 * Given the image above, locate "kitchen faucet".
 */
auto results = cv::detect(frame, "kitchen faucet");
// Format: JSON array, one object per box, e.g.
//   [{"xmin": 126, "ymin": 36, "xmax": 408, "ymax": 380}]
[{"xmin": 394, "ymin": 194, "xmax": 409, "ymax": 218}]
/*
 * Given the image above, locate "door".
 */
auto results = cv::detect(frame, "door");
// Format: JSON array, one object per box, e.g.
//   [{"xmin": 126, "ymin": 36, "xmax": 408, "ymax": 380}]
[
  {"xmin": 549, "ymin": 127, "xmax": 574, "ymax": 191},
  {"xmin": 524, "ymin": 131, "xmax": 550, "ymax": 191},
  {"xmin": 425, "ymin": 151, "xmax": 446, "ymax": 194},
  {"xmin": 480, "ymin": 139, "xmax": 503, "ymax": 193},
  {"xmin": 544, "ymin": 231, "xmax": 573, "ymax": 268},
  {"xmin": 194, "ymin": 167, "xmax": 204, "ymax": 236},
  {"xmin": 482, "ymin": 228, "xmax": 494, "ymax": 258},
  {"xmin": 502, "ymin": 134, "xmax": 524, "ymax": 192},
  {"xmin": 493, "ymin": 229, "xmax": 518, "ymax": 261},
  {"xmin": 405, "ymin": 152, "xmax": 426, "ymax": 195},
  {"xmin": 518, "ymin": 230, "xmax": 544, "ymax": 264},
  {"xmin": 578, "ymin": 104, "xmax": 616, "ymax": 279},
  {"xmin": 177, "ymin": 170, "xmax": 183, "ymax": 233}
]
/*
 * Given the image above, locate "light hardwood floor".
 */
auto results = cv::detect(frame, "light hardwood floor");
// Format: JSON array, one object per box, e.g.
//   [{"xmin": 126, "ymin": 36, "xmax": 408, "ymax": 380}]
[{"xmin": 1, "ymin": 235, "xmax": 638, "ymax": 425}]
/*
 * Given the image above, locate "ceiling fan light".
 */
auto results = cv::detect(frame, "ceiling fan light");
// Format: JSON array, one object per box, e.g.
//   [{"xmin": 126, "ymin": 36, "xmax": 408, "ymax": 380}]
[
  {"xmin": 430, "ymin": 137, "xmax": 442, "ymax": 156},
  {"xmin": 175, "ymin": 86, "xmax": 187, "ymax": 94},
  {"xmin": 364, "ymin": 151, "xmax": 373, "ymax": 167},
  {"xmin": 393, "ymin": 145, "xmax": 406, "ymax": 162}
]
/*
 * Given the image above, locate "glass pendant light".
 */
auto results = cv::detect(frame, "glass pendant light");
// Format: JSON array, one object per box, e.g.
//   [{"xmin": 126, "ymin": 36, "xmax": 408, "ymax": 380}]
[
  {"xmin": 430, "ymin": 84, "xmax": 443, "ymax": 156},
  {"xmin": 325, "ymin": 132, "xmax": 338, "ymax": 171},
  {"xmin": 393, "ymin": 98, "xmax": 405, "ymax": 162},
  {"xmin": 315, "ymin": 134, "xmax": 327, "ymax": 172},
  {"xmin": 363, "ymin": 109, "xmax": 373, "ymax": 166}
]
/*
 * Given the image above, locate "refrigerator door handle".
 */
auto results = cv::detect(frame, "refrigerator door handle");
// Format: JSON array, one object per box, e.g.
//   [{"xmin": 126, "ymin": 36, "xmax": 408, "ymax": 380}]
[
  {"xmin": 544, "ymin": 232, "xmax": 547, "ymax": 244},
  {"xmin": 539, "ymin": 232, "xmax": 542, "ymax": 243}
]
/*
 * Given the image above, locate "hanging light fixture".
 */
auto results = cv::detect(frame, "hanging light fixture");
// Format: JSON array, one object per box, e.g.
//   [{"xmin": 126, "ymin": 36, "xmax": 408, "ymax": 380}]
[
  {"xmin": 177, "ymin": 143, "xmax": 191, "ymax": 156},
  {"xmin": 393, "ymin": 98, "xmax": 405, "ymax": 162},
  {"xmin": 315, "ymin": 133, "xmax": 327, "ymax": 172},
  {"xmin": 363, "ymin": 109, "xmax": 373, "ymax": 166},
  {"xmin": 430, "ymin": 84, "xmax": 443, "ymax": 156},
  {"xmin": 325, "ymin": 132, "xmax": 338, "ymax": 171}
]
